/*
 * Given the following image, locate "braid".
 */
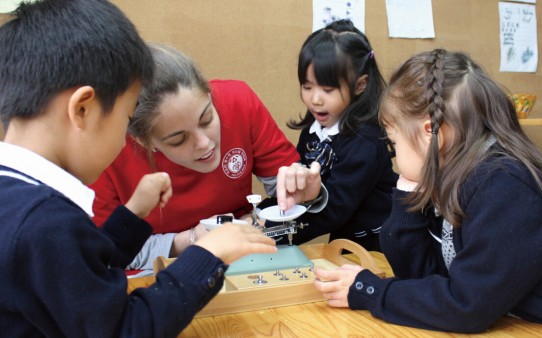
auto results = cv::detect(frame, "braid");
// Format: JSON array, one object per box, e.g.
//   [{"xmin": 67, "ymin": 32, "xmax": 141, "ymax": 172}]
[
  {"xmin": 426, "ymin": 49, "xmax": 446, "ymax": 133},
  {"xmin": 423, "ymin": 49, "xmax": 447, "ymax": 209}
]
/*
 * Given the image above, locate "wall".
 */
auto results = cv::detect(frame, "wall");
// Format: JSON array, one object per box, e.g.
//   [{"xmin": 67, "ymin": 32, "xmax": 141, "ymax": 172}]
[
  {"xmin": 106, "ymin": 0, "xmax": 542, "ymax": 143},
  {"xmin": 1, "ymin": 1, "xmax": 541, "ymax": 147}
]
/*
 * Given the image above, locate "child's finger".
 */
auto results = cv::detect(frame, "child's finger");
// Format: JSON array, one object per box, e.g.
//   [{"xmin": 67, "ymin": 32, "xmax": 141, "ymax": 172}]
[
  {"xmin": 314, "ymin": 267, "xmax": 338, "ymax": 281},
  {"xmin": 337, "ymin": 264, "xmax": 361, "ymax": 271},
  {"xmin": 308, "ymin": 162, "xmax": 321, "ymax": 182},
  {"xmin": 241, "ymin": 225, "xmax": 276, "ymax": 242},
  {"xmin": 276, "ymin": 164, "xmax": 297, "ymax": 211},
  {"xmin": 159, "ymin": 172, "xmax": 171, "ymax": 187},
  {"xmin": 158, "ymin": 172, "xmax": 172, "ymax": 206},
  {"xmin": 276, "ymin": 165, "xmax": 287, "ymax": 210},
  {"xmin": 284, "ymin": 163, "xmax": 301, "ymax": 193},
  {"xmin": 160, "ymin": 186, "xmax": 172, "ymax": 207},
  {"xmin": 309, "ymin": 161, "xmax": 321, "ymax": 174},
  {"xmin": 295, "ymin": 166, "xmax": 307, "ymax": 190},
  {"xmin": 314, "ymin": 277, "xmax": 342, "ymax": 293},
  {"xmin": 246, "ymin": 241, "xmax": 278, "ymax": 254}
]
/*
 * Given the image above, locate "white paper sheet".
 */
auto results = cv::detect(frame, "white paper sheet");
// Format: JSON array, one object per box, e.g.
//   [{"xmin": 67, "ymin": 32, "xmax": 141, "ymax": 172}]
[
  {"xmin": 0, "ymin": 0, "xmax": 21, "ymax": 13},
  {"xmin": 312, "ymin": 0, "xmax": 365, "ymax": 32},
  {"xmin": 499, "ymin": 2, "xmax": 538, "ymax": 72},
  {"xmin": 385, "ymin": 0, "xmax": 435, "ymax": 39},
  {"xmin": 507, "ymin": 0, "xmax": 536, "ymax": 3}
]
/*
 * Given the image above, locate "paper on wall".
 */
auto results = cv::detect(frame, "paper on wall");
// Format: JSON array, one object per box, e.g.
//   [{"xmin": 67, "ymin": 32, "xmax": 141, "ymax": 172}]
[
  {"xmin": 499, "ymin": 2, "xmax": 538, "ymax": 72},
  {"xmin": 507, "ymin": 0, "xmax": 536, "ymax": 4},
  {"xmin": 385, "ymin": 0, "xmax": 435, "ymax": 39},
  {"xmin": 0, "ymin": 0, "xmax": 21, "ymax": 13},
  {"xmin": 312, "ymin": 0, "xmax": 365, "ymax": 33}
]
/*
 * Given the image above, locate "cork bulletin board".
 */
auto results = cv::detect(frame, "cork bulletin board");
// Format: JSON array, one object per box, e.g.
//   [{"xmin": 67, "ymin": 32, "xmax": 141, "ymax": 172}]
[{"xmin": 1, "ymin": 1, "xmax": 541, "ymax": 143}]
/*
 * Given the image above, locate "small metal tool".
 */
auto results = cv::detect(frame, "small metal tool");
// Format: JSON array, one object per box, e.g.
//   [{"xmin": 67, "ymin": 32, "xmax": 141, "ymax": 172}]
[{"xmin": 246, "ymin": 194, "xmax": 262, "ymax": 226}]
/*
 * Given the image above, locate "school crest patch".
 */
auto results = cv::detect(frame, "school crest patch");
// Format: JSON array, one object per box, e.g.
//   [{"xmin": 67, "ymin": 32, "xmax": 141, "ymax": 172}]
[{"xmin": 222, "ymin": 148, "xmax": 247, "ymax": 179}]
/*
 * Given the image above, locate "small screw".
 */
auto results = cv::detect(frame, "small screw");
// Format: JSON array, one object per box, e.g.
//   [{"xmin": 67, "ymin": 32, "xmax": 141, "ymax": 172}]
[{"xmin": 253, "ymin": 275, "xmax": 267, "ymax": 285}]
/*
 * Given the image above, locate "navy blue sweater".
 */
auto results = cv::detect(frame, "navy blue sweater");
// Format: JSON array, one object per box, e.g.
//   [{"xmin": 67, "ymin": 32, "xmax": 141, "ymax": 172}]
[
  {"xmin": 287, "ymin": 123, "xmax": 397, "ymax": 250},
  {"xmin": 0, "ymin": 166, "xmax": 227, "ymax": 338},
  {"xmin": 347, "ymin": 155, "xmax": 542, "ymax": 332}
]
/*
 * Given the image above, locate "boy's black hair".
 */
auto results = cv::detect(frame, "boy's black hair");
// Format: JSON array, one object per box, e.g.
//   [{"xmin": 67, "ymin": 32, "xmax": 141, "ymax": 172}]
[
  {"xmin": 288, "ymin": 19, "xmax": 385, "ymax": 135},
  {"xmin": 0, "ymin": 0, "xmax": 154, "ymax": 129}
]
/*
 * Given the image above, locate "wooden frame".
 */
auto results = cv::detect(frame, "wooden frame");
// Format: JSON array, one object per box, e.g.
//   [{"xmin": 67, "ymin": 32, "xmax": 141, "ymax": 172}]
[{"xmin": 153, "ymin": 239, "xmax": 384, "ymax": 317}]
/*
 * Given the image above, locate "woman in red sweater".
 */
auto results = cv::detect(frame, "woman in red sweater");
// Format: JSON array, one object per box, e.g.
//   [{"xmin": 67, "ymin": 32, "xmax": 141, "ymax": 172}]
[{"xmin": 90, "ymin": 43, "xmax": 322, "ymax": 270}]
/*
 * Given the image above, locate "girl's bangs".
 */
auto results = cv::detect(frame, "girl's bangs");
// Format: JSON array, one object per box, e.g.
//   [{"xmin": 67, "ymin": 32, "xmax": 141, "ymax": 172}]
[
  {"xmin": 312, "ymin": 49, "xmax": 344, "ymax": 88},
  {"xmin": 299, "ymin": 38, "xmax": 346, "ymax": 88}
]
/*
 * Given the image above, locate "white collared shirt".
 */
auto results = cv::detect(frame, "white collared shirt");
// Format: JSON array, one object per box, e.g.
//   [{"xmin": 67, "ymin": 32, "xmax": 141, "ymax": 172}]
[
  {"xmin": 0, "ymin": 141, "xmax": 95, "ymax": 216},
  {"xmin": 308, "ymin": 120, "xmax": 340, "ymax": 142}
]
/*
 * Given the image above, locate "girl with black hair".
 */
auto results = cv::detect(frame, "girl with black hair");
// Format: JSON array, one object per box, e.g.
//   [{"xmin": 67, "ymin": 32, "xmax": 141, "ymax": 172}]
[{"xmin": 285, "ymin": 19, "xmax": 397, "ymax": 250}]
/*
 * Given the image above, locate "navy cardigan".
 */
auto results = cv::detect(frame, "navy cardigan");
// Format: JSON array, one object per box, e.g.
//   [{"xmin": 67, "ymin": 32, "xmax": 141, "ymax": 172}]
[
  {"xmin": 0, "ymin": 166, "xmax": 226, "ymax": 338},
  {"xmin": 347, "ymin": 155, "xmax": 542, "ymax": 332}
]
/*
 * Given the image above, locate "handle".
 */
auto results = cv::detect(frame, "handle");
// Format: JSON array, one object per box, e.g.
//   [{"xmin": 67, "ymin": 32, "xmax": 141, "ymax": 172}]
[{"xmin": 323, "ymin": 239, "xmax": 385, "ymax": 277}]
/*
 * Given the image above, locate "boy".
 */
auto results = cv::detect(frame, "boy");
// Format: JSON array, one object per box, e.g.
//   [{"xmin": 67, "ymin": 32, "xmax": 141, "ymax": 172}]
[{"xmin": 0, "ymin": 1, "xmax": 276, "ymax": 337}]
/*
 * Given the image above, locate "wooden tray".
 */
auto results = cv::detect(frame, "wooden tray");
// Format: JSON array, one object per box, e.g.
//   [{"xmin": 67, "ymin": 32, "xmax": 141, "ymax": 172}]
[{"xmin": 153, "ymin": 239, "xmax": 385, "ymax": 318}]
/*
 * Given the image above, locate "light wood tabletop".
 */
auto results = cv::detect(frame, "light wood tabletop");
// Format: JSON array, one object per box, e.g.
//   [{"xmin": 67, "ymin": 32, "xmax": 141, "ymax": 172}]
[
  {"xmin": 177, "ymin": 301, "xmax": 541, "ymax": 338},
  {"xmin": 128, "ymin": 251, "xmax": 542, "ymax": 337}
]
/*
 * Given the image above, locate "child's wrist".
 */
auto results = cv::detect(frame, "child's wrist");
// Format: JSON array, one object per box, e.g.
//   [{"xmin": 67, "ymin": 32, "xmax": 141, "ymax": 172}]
[{"xmin": 125, "ymin": 200, "xmax": 146, "ymax": 219}]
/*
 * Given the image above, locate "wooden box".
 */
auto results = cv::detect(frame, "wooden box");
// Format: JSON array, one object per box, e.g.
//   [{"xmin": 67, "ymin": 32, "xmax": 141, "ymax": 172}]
[{"xmin": 152, "ymin": 239, "xmax": 385, "ymax": 318}]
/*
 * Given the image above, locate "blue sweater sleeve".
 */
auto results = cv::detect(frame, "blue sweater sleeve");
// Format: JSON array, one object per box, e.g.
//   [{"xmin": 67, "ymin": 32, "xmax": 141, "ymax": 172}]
[
  {"xmin": 8, "ymin": 196, "xmax": 226, "ymax": 338},
  {"xmin": 100, "ymin": 205, "xmax": 154, "ymax": 268}
]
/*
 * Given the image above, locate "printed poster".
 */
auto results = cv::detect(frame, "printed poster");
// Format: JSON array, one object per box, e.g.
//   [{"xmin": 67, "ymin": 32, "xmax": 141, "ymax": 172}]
[
  {"xmin": 499, "ymin": 2, "xmax": 538, "ymax": 72},
  {"xmin": 313, "ymin": 0, "xmax": 366, "ymax": 32}
]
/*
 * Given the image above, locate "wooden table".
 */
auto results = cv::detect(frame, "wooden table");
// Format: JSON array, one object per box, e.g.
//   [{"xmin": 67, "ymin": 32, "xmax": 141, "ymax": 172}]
[{"xmin": 128, "ymin": 251, "xmax": 542, "ymax": 337}]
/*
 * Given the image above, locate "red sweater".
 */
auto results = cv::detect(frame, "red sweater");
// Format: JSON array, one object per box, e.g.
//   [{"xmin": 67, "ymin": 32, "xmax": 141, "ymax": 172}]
[{"xmin": 90, "ymin": 80, "xmax": 299, "ymax": 233}]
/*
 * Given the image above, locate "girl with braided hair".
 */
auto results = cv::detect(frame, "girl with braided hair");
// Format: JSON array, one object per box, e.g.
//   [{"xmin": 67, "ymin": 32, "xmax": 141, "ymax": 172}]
[
  {"xmin": 312, "ymin": 49, "xmax": 542, "ymax": 332},
  {"xmin": 281, "ymin": 19, "xmax": 397, "ymax": 250}
]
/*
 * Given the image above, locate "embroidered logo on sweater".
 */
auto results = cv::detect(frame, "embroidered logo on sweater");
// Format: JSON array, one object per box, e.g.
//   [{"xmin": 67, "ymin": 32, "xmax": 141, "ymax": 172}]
[{"xmin": 222, "ymin": 148, "xmax": 247, "ymax": 179}]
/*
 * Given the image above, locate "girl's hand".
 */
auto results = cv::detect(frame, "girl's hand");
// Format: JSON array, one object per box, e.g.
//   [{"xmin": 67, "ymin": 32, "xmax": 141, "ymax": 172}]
[
  {"xmin": 396, "ymin": 174, "xmax": 419, "ymax": 192},
  {"xmin": 195, "ymin": 223, "xmax": 277, "ymax": 264},
  {"xmin": 313, "ymin": 264, "xmax": 364, "ymax": 308},
  {"xmin": 125, "ymin": 172, "xmax": 172, "ymax": 219},
  {"xmin": 276, "ymin": 162, "xmax": 321, "ymax": 212}
]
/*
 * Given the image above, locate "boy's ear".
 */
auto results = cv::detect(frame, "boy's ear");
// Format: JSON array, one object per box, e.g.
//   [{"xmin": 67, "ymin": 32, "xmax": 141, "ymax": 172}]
[
  {"xmin": 67, "ymin": 86, "xmax": 97, "ymax": 130},
  {"xmin": 354, "ymin": 75, "xmax": 369, "ymax": 96}
]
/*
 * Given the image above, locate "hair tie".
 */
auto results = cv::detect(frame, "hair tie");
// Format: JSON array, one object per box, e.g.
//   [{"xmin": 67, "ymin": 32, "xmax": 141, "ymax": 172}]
[{"xmin": 369, "ymin": 50, "xmax": 374, "ymax": 59}]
